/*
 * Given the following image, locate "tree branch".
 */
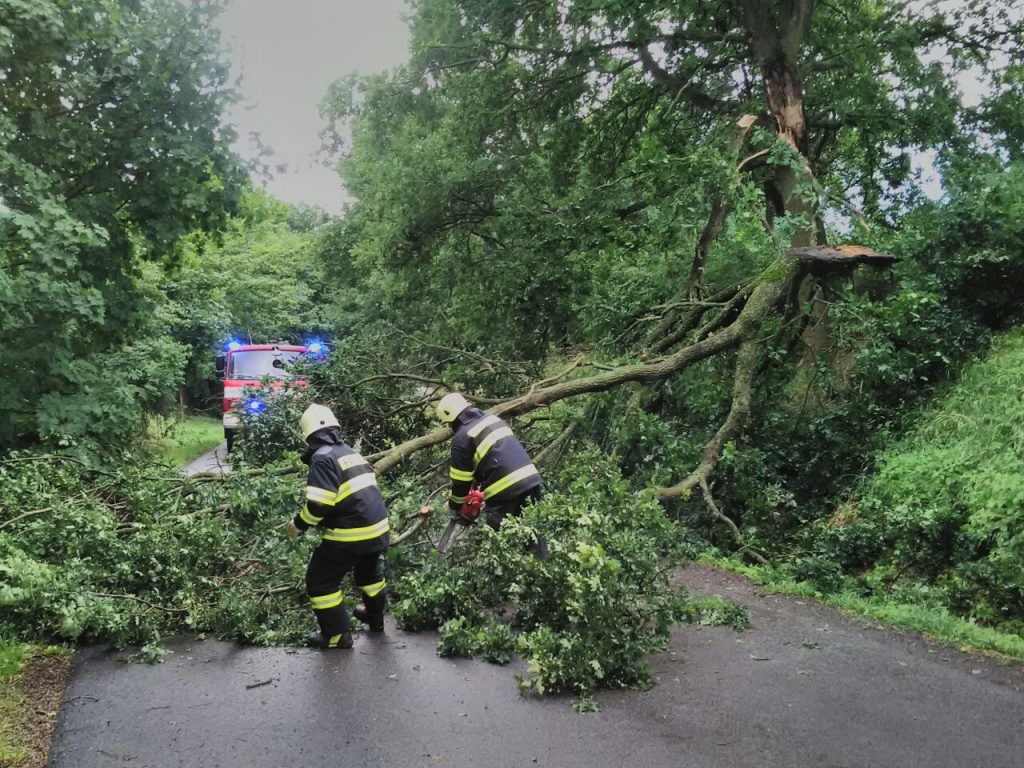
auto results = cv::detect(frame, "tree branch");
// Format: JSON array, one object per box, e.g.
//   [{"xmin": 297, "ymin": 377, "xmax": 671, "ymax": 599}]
[
  {"xmin": 656, "ymin": 338, "xmax": 762, "ymax": 502},
  {"xmin": 698, "ymin": 478, "xmax": 769, "ymax": 565},
  {"xmin": 371, "ymin": 255, "xmax": 803, "ymax": 476}
]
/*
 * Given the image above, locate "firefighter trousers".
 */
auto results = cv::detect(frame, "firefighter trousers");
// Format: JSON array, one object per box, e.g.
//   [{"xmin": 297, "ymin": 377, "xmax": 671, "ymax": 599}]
[{"xmin": 305, "ymin": 543, "xmax": 387, "ymax": 637}]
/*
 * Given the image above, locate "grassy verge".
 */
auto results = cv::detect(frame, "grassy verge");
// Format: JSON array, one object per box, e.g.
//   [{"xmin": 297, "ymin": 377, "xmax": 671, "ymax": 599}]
[
  {"xmin": 0, "ymin": 638, "xmax": 28, "ymax": 765},
  {"xmin": 704, "ymin": 556, "xmax": 1024, "ymax": 662},
  {"xmin": 147, "ymin": 414, "xmax": 224, "ymax": 466},
  {"xmin": 0, "ymin": 638, "xmax": 73, "ymax": 768}
]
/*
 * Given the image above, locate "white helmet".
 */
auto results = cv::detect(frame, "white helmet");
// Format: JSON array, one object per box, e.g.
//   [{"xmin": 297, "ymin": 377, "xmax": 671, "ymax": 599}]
[
  {"xmin": 300, "ymin": 404, "xmax": 340, "ymax": 441},
  {"xmin": 436, "ymin": 392, "xmax": 471, "ymax": 424}
]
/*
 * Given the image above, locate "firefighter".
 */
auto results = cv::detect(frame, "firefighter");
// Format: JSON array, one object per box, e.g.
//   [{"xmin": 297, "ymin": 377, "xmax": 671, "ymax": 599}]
[
  {"xmin": 285, "ymin": 404, "xmax": 390, "ymax": 648},
  {"xmin": 435, "ymin": 393, "xmax": 544, "ymax": 552}
]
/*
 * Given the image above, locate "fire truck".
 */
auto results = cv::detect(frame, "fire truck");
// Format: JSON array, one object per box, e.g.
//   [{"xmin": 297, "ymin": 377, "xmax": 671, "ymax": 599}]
[{"xmin": 215, "ymin": 341, "xmax": 323, "ymax": 451}]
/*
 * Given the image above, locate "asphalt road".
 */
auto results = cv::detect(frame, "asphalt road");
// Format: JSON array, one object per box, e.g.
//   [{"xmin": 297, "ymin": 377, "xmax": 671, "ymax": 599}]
[
  {"xmin": 182, "ymin": 443, "xmax": 230, "ymax": 476},
  {"xmin": 48, "ymin": 565, "xmax": 1024, "ymax": 768}
]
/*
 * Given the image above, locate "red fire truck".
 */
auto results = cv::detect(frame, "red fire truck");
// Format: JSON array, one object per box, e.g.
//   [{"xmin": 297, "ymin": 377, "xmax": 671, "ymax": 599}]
[{"xmin": 215, "ymin": 341, "xmax": 322, "ymax": 451}]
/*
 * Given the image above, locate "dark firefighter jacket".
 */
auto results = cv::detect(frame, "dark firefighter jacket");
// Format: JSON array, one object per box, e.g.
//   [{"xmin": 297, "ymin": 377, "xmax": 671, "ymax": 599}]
[
  {"xmin": 293, "ymin": 431, "xmax": 389, "ymax": 554},
  {"xmin": 447, "ymin": 407, "xmax": 541, "ymax": 513}
]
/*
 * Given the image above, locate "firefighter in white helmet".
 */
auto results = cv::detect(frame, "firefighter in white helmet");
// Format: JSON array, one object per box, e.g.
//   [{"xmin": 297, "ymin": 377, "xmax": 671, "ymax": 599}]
[
  {"xmin": 285, "ymin": 404, "xmax": 390, "ymax": 648},
  {"xmin": 436, "ymin": 393, "xmax": 544, "ymax": 550}
]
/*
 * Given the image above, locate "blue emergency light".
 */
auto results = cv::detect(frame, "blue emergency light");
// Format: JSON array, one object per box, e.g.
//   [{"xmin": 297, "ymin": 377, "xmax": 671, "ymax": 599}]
[
  {"xmin": 246, "ymin": 398, "xmax": 265, "ymax": 414},
  {"xmin": 306, "ymin": 341, "xmax": 324, "ymax": 354},
  {"xmin": 227, "ymin": 340, "xmax": 242, "ymax": 351}
]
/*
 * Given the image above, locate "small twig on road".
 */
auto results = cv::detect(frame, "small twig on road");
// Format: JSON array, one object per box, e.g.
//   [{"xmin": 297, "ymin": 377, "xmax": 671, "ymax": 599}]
[
  {"xmin": 61, "ymin": 696, "xmax": 100, "ymax": 704},
  {"xmin": 246, "ymin": 678, "xmax": 276, "ymax": 690}
]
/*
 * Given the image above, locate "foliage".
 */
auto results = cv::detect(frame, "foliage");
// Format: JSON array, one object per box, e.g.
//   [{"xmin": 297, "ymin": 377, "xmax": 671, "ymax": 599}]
[
  {"xmin": 145, "ymin": 415, "xmax": 225, "ymax": 468},
  {"xmin": 661, "ymin": 162, "xmax": 1024, "ymax": 555},
  {"xmin": 800, "ymin": 326, "xmax": 1024, "ymax": 626},
  {"xmin": 0, "ymin": 436, "xmax": 749, "ymax": 707},
  {"xmin": 0, "ymin": 449, "xmax": 314, "ymax": 648},
  {"xmin": 231, "ymin": 381, "xmax": 313, "ymax": 467},
  {"xmin": 319, "ymin": 0, "xmax": 1022, "ymax": 360},
  {"xmin": 0, "ymin": 638, "xmax": 23, "ymax": 679},
  {"xmin": 389, "ymin": 449, "xmax": 741, "ymax": 698},
  {"xmin": 0, "ymin": 0, "xmax": 246, "ymax": 450}
]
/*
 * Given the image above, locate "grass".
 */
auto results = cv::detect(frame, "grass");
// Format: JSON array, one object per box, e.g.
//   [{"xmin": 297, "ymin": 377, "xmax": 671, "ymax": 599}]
[
  {"xmin": 0, "ymin": 640, "xmax": 23, "ymax": 679},
  {"xmin": 0, "ymin": 639, "xmax": 72, "ymax": 767},
  {"xmin": 704, "ymin": 555, "xmax": 1024, "ymax": 662},
  {"xmin": 0, "ymin": 638, "xmax": 27, "ymax": 765},
  {"xmin": 146, "ymin": 414, "xmax": 224, "ymax": 466}
]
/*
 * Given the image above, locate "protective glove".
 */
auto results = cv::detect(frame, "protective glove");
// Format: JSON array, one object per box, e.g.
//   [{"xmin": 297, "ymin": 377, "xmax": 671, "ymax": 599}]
[{"xmin": 285, "ymin": 520, "xmax": 300, "ymax": 541}]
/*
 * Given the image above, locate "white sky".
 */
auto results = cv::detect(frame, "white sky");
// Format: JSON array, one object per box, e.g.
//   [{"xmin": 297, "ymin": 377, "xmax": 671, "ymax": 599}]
[{"xmin": 217, "ymin": 0, "xmax": 410, "ymax": 214}]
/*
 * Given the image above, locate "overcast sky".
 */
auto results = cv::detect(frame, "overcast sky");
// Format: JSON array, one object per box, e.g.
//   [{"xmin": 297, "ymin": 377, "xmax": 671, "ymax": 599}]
[{"xmin": 217, "ymin": 0, "xmax": 410, "ymax": 214}]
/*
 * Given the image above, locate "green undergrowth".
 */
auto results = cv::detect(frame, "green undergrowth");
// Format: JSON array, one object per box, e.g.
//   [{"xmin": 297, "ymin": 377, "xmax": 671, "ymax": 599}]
[
  {"xmin": 793, "ymin": 327, "xmax": 1024, "ymax": 630},
  {"xmin": 389, "ymin": 450, "xmax": 748, "ymax": 707},
  {"xmin": 0, "ymin": 638, "xmax": 28, "ymax": 765},
  {"xmin": 0, "ymin": 638, "xmax": 23, "ymax": 679},
  {"xmin": 0, "ymin": 441, "xmax": 747, "ymax": 705},
  {"xmin": 706, "ymin": 556, "xmax": 1024, "ymax": 662},
  {"xmin": 146, "ymin": 414, "xmax": 225, "ymax": 467}
]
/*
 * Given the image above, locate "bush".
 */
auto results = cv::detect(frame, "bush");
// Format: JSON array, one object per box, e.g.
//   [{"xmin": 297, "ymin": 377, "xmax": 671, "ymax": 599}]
[
  {"xmin": 806, "ymin": 327, "xmax": 1024, "ymax": 625},
  {"xmin": 232, "ymin": 381, "xmax": 312, "ymax": 466},
  {"xmin": 389, "ymin": 448, "xmax": 734, "ymax": 699}
]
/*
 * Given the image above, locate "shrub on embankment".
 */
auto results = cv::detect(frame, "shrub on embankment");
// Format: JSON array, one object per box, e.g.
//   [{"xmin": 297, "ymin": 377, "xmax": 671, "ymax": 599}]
[{"xmin": 801, "ymin": 326, "xmax": 1024, "ymax": 630}]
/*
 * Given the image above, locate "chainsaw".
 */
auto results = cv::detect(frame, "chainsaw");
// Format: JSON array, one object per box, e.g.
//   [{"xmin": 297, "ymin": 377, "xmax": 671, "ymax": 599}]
[{"xmin": 457, "ymin": 485, "xmax": 485, "ymax": 523}]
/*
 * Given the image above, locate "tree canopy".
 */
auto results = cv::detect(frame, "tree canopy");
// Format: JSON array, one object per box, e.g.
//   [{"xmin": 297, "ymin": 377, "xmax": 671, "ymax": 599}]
[
  {"xmin": 317, "ymin": 0, "xmax": 1024, "ymax": 494},
  {"xmin": 0, "ymin": 0, "xmax": 246, "ymax": 449}
]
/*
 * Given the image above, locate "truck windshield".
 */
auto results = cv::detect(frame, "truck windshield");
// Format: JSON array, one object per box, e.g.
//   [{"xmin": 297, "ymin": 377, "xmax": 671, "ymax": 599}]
[{"xmin": 227, "ymin": 350, "xmax": 302, "ymax": 381}]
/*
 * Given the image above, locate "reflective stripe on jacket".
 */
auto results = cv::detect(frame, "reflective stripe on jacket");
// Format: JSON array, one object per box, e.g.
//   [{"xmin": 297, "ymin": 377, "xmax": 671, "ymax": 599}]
[
  {"xmin": 448, "ymin": 408, "xmax": 541, "ymax": 512},
  {"xmin": 295, "ymin": 444, "xmax": 390, "ymax": 553}
]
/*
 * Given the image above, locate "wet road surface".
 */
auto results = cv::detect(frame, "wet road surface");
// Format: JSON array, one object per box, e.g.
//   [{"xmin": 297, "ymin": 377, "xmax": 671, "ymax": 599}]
[
  {"xmin": 182, "ymin": 443, "xmax": 230, "ymax": 476},
  {"xmin": 48, "ymin": 565, "xmax": 1024, "ymax": 768}
]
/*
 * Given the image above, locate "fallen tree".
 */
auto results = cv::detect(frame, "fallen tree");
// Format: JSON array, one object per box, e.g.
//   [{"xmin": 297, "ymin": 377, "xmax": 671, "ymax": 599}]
[{"xmin": 307, "ymin": 0, "xmax": 988, "ymax": 539}]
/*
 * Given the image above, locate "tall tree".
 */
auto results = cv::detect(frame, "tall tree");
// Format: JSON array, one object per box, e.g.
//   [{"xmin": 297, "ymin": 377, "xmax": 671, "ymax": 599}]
[
  {"xmin": 320, "ymin": 1, "xmax": 1023, "ymax": 509},
  {"xmin": 160, "ymin": 190, "xmax": 331, "ymax": 410},
  {"xmin": 0, "ymin": 0, "xmax": 246, "ymax": 449}
]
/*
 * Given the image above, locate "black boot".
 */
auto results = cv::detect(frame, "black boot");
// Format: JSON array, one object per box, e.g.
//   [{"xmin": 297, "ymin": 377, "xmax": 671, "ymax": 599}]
[
  {"xmin": 307, "ymin": 630, "xmax": 353, "ymax": 649},
  {"xmin": 353, "ymin": 596, "xmax": 385, "ymax": 632}
]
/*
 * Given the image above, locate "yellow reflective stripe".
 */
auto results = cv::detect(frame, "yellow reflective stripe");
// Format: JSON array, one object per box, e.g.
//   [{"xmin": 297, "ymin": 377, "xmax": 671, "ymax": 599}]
[
  {"xmin": 338, "ymin": 454, "xmax": 369, "ymax": 471},
  {"xmin": 336, "ymin": 472, "xmax": 378, "ymax": 502},
  {"xmin": 300, "ymin": 504, "xmax": 323, "ymax": 526},
  {"xmin": 360, "ymin": 579, "xmax": 387, "ymax": 597},
  {"xmin": 322, "ymin": 518, "xmax": 390, "ymax": 542},
  {"xmin": 474, "ymin": 426, "xmax": 512, "ymax": 466},
  {"xmin": 483, "ymin": 464, "xmax": 539, "ymax": 499},
  {"xmin": 467, "ymin": 414, "xmax": 501, "ymax": 439},
  {"xmin": 450, "ymin": 467, "xmax": 474, "ymax": 482},
  {"xmin": 310, "ymin": 591, "xmax": 343, "ymax": 610},
  {"xmin": 328, "ymin": 634, "xmax": 346, "ymax": 647},
  {"xmin": 306, "ymin": 486, "xmax": 337, "ymax": 506},
  {"xmin": 448, "ymin": 492, "xmax": 467, "ymax": 504}
]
